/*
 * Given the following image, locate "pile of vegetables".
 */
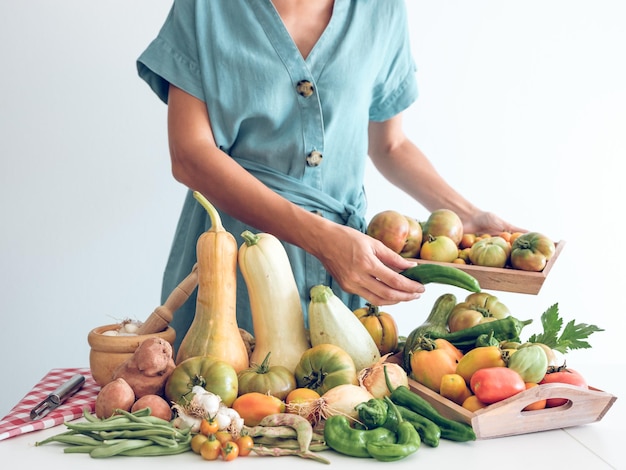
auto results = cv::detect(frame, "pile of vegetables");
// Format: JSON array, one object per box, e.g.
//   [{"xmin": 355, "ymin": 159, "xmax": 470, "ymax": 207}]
[
  {"xmin": 41, "ymin": 192, "xmax": 605, "ymax": 464},
  {"xmin": 402, "ymin": 292, "xmax": 603, "ymax": 411}
]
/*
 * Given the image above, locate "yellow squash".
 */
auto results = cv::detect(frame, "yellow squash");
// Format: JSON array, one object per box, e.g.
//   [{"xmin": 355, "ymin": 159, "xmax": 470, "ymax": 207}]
[
  {"xmin": 175, "ymin": 191, "xmax": 249, "ymax": 372},
  {"xmin": 238, "ymin": 230, "xmax": 310, "ymax": 373}
]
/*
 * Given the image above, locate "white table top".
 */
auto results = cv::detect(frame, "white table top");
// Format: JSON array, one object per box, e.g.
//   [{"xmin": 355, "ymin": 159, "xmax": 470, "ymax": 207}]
[{"xmin": 1, "ymin": 363, "xmax": 622, "ymax": 470}]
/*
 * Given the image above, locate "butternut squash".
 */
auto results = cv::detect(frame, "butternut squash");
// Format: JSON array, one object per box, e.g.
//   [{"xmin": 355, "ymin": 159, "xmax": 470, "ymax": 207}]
[
  {"xmin": 308, "ymin": 285, "xmax": 381, "ymax": 372},
  {"xmin": 238, "ymin": 230, "xmax": 310, "ymax": 372},
  {"xmin": 175, "ymin": 191, "xmax": 249, "ymax": 372}
]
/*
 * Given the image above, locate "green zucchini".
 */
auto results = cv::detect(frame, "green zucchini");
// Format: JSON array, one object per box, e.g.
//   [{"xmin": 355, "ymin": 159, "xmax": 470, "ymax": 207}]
[
  {"xmin": 400, "ymin": 264, "xmax": 480, "ymax": 293},
  {"xmin": 402, "ymin": 293, "xmax": 457, "ymax": 372}
]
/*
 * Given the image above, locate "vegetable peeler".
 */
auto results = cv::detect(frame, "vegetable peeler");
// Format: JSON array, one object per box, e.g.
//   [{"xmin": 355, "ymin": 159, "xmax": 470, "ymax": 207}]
[{"xmin": 30, "ymin": 374, "xmax": 85, "ymax": 420}]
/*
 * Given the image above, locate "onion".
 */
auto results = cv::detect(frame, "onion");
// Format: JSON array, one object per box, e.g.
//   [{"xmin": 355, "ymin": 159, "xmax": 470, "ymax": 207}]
[
  {"xmin": 293, "ymin": 384, "xmax": 374, "ymax": 426},
  {"xmin": 358, "ymin": 354, "xmax": 408, "ymax": 398}
]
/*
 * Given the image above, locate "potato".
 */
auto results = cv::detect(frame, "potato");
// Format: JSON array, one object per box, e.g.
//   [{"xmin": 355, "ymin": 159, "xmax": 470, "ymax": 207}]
[
  {"xmin": 131, "ymin": 394, "xmax": 173, "ymax": 421},
  {"xmin": 113, "ymin": 337, "xmax": 176, "ymax": 397},
  {"xmin": 95, "ymin": 377, "xmax": 135, "ymax": 419}
]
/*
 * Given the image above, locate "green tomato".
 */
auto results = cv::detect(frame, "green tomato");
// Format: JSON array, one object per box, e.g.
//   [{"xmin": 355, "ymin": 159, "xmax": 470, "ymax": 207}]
[
  {"xmin": 165, "ymin": 355, "xmax": 239, "ymax": 406},
  {"xmin": 237, "ymin": 352, "xmax": 297, "ymax": 401},
  {"xmin": 469, "ymin": 236, "xmax": 510, "ymax": 268},
  {"xmin": 447, "ymin": 292, "xmax": 510, "ymax": 333},
  {"xmin": 507, "ymin": 344, "xmax": 548, "ymax": 383},
  {"xmin": 420, "ymin": 234, "xmax": 459, "ymax": 263},
  {"xmin": 294, "ymin": 343, "xmax": 358, "ymax": 395},
  {"xmin": 510, "ymin": 232, "xmax": 556, "ymax": 272}
]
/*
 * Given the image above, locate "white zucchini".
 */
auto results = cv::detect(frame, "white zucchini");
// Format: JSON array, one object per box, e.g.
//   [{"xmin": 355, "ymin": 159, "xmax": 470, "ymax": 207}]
[
  {"xmin": 238, "ymin": 230, "xmax": 311, "ymax": 372},
  {"xmin": 308, "ymin": 285, "xmax": 381, "ymax": 372}
]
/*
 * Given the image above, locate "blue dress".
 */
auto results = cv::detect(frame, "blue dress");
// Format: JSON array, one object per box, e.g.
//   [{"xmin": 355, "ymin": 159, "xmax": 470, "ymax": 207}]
[{"xmin": 137, "ymin": 0, "xmax": 418, "ymax": 353}]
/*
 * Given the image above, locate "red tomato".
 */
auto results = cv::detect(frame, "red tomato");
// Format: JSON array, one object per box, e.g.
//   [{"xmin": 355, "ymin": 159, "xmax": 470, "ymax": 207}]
[
  {"xmin": 422, "ymin": 209, "xmax": 464, "ymax": 246},
  {"xmin": 539, "ymin": 367, "xmax": 588, "ymax": 407},
  {"xmin": 470, "ymin": 367, "xmax": 526, "ymax": 404},
  {"xmin": 366, "ymin": 210, "xmax": 410, "ymax": 253}
]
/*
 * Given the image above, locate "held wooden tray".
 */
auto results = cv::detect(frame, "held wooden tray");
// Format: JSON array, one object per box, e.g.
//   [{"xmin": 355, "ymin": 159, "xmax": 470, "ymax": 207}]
[
  {"xmin": 408, "ymin": 240, "xmax": 565, "ymax": 295},
  {"xmin": 406, "ymin": 377, "xmax": 617, "ymax": 440}
]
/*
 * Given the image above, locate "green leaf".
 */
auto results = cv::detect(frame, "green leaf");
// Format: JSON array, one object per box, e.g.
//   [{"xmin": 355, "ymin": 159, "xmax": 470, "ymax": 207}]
[{"xmin": 526, "ymin": 303, "xmax": 603, "ymax": 354}]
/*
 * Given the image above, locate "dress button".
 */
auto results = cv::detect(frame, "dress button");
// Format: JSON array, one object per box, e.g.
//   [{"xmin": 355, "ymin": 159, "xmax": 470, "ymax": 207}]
[
  {"xmin": 306, "ymin": 150, "xmax": 323, "ymax": 167},
  {"xmin": 296, "ymin": 80, "xmax": 314, "ymax": 98}
]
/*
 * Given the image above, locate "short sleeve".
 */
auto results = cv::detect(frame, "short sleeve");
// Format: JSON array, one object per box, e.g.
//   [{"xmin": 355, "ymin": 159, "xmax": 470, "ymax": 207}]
[
  {"xmin": 368, "ymin": 1, "xmax": 418, "ymax": 122},
  {"xmin": 136, "ymin": 1, "xmax": 205, "ymax": 104}
]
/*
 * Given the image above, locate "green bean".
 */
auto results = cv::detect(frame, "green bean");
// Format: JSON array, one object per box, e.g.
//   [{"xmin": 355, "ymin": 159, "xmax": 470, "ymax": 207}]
[
  {"xmin": 63, "ymin": 445, "xmax": 100, "ymax": 454},
  {"xmin": 90, "ymin": 439, "xmax": 154, "ymax": 458},
  {"xmin": 35, "ymin": 433, "xmax": 103, "ymax": 447},
  {"xmin": 118, "ymin": 442, "xmax": 191, "ymax": 457}
]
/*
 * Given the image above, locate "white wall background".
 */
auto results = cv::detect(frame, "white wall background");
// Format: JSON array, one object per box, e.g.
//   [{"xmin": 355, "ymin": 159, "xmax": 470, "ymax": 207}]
[{"xmin": 1, "ymin": 1, "xmax": 625, "ymax": 418}]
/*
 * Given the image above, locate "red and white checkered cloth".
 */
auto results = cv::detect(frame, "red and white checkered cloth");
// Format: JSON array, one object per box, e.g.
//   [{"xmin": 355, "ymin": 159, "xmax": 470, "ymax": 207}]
[{"xmin": 0, "ymin": 368, "xmax": 100, "ymax": 441}]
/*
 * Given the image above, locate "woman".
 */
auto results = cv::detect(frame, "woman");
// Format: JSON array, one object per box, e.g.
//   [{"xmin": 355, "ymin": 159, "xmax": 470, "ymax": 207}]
[{"xmin": 137, "ymin": 0, "xmax": 523, "ymax": 353}]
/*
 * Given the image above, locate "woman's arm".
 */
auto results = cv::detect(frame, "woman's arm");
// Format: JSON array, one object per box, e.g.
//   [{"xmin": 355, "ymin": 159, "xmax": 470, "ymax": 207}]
[
  {"xmin": 368, "ymin": 114, "xmax": 526, "ymax": 235},
  {"xmin": 167, "ymin": 84, "xmax": 424, "ymax": 305}
]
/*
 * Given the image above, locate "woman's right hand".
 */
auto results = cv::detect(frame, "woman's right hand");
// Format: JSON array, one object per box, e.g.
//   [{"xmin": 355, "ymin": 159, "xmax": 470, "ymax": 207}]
[{"xmin": 310, "ymin": 222, "xmax": 425, "ymax": 306}]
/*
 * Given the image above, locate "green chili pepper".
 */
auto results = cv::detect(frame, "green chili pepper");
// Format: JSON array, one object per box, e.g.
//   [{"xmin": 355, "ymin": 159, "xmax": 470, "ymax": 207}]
[
  {"xmin": 396, "ymin": 404, "xmax": 441, "ymax": 447},
  {"xmin": 365, "ymin": 397, "xmax": 420, "ymax": 462},
  {"xmin": 475, "ymin": 330, "xmax": 500, "ymax": 348},
  {"xmin": 323, "ymin": 415, "xmax": 396, "ymax": 458},
  {"xmin": 430, "ymin": 316, "xmax": 533, "ymax": 352},
  {"xmin": 355, "ymin": 398, "xmax": 400, "ymax": 432}
]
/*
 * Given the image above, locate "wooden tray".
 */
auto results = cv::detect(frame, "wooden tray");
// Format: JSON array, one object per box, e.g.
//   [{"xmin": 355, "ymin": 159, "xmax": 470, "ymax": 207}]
[
  {"xmin": 408, "ymin": 240, "xmax": 565, "ymax": 295},
  {"xmin": 407, "ymin": 377, "xmax": 617, "ymax": 439}
]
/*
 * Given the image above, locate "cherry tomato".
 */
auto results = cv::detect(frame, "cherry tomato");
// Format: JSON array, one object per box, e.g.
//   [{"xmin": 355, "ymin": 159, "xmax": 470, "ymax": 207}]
[
  {"xmin": 214, "ymin": 430, "xmax": 234, "ymax": 445},
  {"xmin": 200, "ymin": 417, "xmax": 219, "ymax": 436},
  {"xmin": 470, "ymin": 367, "xmax": 525, "ymax": 404},
  {"xmin": 539, "ymin": 366, "xmax": 588, "ymax": 407},
  {"xmin": 522, "ymin": 383, "xmax": 547, "ymax": 411},
  {"xmin": 190, "ymin": 433, "xmax": 208, "ymax": 454},
  {"xmin": 221, "ymin": 441, "xmax": 239, "ymax": 461},
  {"xmin": 235, "ymin": 434, "xmax": 254, "ymax": 457},
  {"xmin": 200, "ymin": 435, "xmax": 222, "ymax": 461}
]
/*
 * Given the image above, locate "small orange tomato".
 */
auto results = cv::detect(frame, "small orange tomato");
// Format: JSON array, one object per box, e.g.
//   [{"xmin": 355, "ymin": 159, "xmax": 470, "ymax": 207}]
[
  {"xmin": 440, "ymin": 373, "xmax": 473, "ymax": 406},
  {"xmin": 509, "ymin": 231, "xmax": 524, "ymax": 245},
  {"xmin": 235, "ymin": 434, "xmax": 254, "ymax": 457},
  {"xmin": 522, "ymin": 382, "xmax": 547, "ymax": 411},
  {"xmin": 462, "ymin": 395, "xmax": 488, "ymax": 412},
  {"xmin": 498, "ymin": 231, "xmax": 512, "ymax": 243},
  {"xmin": 232, "ymin": 392, "xmax": 285, "ymax": 426},
  {"xmin": 214, "ymin": 430, "xmax": 233, "ymax": 445},
  {"xmin": 221, "ymin": 441, "xmax": 239, "ymax": 461},
  {"xmin": 191, "ymin": 433, "xmax": 208, "ymax": 454},
  {"xmin": 460, "ymin": 233, "xmax": 477, "ymax": 249},
  {"xmin": 200, "ymin": 435, "xmax": 222, "ymax": 461},
  {"xmin": 200, "ymin": 417, "xmax": 219, "ymax": 436}
]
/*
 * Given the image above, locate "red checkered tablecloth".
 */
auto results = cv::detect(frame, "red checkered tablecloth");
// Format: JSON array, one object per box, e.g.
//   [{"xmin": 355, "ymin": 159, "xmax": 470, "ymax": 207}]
[{"xmin": 0, "ymin": 368, "xmax": 100, "ymax": 441}]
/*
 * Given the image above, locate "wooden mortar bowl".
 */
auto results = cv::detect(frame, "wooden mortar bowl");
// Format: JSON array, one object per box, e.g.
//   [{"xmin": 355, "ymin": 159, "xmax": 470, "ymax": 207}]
[{"xmin": 87, "ymin": 324, "xmax": 176, "ymax": 387}]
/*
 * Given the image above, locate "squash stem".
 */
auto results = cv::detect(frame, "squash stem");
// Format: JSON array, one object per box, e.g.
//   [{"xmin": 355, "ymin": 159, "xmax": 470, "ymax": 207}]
[
  {"xmin": 309, "ymin": 285, "xmax": 333, "ymax": 303},
  {"xmin": 241, "ymin": 230, "xmax": 261, "ymax": 246},
  {"xmin": 193, "ymin": 191, "xmax": 225, "ymax": 232}
]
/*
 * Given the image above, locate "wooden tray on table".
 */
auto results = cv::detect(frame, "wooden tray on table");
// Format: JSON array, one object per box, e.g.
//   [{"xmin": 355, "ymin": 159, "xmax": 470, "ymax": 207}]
[{"xmin": 406, "ymin": 377, "xmax": 616, "ymax": 439}]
